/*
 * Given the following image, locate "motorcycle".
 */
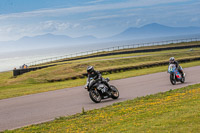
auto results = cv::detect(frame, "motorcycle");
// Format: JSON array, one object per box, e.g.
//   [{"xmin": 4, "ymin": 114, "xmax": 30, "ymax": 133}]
[
  {"xmin": 168, "ymin": 64, "xmax": 185, "ymax": 85},
  {"xmin": 86, "ymin": 77, "xmax": 119, "ymax": 103}
]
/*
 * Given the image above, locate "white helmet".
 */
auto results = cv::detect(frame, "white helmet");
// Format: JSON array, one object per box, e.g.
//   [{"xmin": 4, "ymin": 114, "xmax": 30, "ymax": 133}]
[{"xmin": 169, "ymin": 57, "xmax": 175, "ymax": 63}]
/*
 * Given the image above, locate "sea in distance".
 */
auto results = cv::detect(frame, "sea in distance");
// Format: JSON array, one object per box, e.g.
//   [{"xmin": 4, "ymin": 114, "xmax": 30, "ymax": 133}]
[{"xmin": 0, "ymin": 35, "xmax": 199, "ymax": 72}]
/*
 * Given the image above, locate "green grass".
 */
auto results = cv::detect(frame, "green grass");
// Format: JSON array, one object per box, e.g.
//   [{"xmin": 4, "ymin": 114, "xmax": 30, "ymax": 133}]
[
  {"xmin": 4, "ymin": 83, "xmax": 200, "ymax": 133},
  {"xmin": 0, "ymin": 60, "xmax": 200, "ymax": 100},
  {"xmin": 32, "ymin": 46, "xmax": 200, "ymax": 68},
  {"xmin": 6, "ymin": 48, "xmax": 200, "ymax": 84},
  {"xmin": 0, "ymin": 41, "xmax": 200, "ymax": 100},
  {"xmin": 31, "ymin": 41, "xmax": 200, "ymax": 67}
]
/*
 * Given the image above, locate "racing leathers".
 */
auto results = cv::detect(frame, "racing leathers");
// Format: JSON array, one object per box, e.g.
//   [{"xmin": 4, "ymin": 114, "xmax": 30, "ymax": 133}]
[
  {"xmin": 169, "ymin": 60, "xmax": 184, "ymax": 76},
  {"xmin": 86, "ymin": 70, "xmax": 112, "ymax": 93}
]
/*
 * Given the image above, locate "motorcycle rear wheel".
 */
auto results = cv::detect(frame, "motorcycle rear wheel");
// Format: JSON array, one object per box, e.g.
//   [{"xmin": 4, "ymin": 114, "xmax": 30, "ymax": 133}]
[
  {"xmin": 181, "ymin": 76, "xmax": 185, "ymax": 83},
  {"xmin": 110, "ymin": 85, "xmax": 119, "ymax": 99}
]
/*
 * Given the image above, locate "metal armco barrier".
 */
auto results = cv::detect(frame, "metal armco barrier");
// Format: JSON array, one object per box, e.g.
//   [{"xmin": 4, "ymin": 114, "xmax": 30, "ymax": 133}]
[
  {"xmin": 25, "ymin": 37, "xmax": 200, "ymax": 67},
  {"xmin": 13, "ymin": 38, "xmax": 200, "ymax": 76},
  {"xmin": 13, "ymin": 65, "xmax": 56, "ymax": 76},
  {"xmin": 46, "ymin": 56, "xmax": 200, "ymax": 82}
]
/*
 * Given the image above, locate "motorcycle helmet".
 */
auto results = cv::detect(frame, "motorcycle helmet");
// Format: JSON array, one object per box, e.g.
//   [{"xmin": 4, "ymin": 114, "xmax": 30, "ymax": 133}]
[
  {"xmin": 87, "ymin": 66, "xmax": 94, "ymax": 74},
  {"xmin": 169, "ymin": 57, "xmax": 175, "ymax": 63}
]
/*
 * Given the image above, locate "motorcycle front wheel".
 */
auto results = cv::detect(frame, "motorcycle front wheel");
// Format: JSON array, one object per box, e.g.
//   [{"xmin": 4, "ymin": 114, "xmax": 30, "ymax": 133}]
[
  {"xmin": 89, "ymin": 89, "xmax": 101, "ymax": 103},
  {"xmin": 170, "ymin": 74, "xmax": 176, "ymax": 85}
]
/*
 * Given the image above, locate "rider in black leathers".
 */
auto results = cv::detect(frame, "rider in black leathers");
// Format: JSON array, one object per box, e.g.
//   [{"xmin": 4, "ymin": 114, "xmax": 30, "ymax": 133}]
[
  {"xmin": 169, "ymin": 57, "xmax": 185, "ymax": 77},
  {"xmin": 85, "ymin": 66, "xmax": 113, "ymax": 94}
]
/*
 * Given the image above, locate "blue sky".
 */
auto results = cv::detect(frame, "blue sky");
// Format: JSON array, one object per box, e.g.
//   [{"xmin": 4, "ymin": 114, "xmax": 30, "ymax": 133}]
[{"xmin": 0, "ymin": 0, "xmax": 199, "ymax": 41}]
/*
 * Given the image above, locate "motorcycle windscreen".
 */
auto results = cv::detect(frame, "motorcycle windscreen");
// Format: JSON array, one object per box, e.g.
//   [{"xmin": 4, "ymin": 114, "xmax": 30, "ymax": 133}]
[{"xmin": 168, "ymin": 64, "xmax": 176, "ymax": 72}]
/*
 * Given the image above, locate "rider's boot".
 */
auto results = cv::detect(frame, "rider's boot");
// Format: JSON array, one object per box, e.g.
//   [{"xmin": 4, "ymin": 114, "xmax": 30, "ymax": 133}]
[
  {"xmin": 179, "ymin": 69, "xmax": 185, "ymax": 78},
  {"xmin": 107, "ymin": 84, "xmax": 116, "ymax": 92},
  {"xmin": 183, "ymin": 73, "xmax": 186, "ymax": 78},
  {"xmin": 107, "ymin": 90, "xmax": 111, "ymax": 96},
  {"xmin": 105, "ymin": 84, "xmax": 114, "ymax": 96},
  {"xmin": 181, "ymin": 72, "xmax": 185, "ymax": 78}
]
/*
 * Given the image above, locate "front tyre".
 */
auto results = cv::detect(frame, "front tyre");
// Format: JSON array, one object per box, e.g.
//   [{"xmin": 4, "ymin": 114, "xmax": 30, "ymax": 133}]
[
  {"xmin": 110, "ymin": 85, "xmax": 119, "ymax": 99},
  {"xmin": 170, "ymin": 74, "xmax": 176, "ymax": 85},
  {"xmin": 89, "ymin": 89, "xmax": 101, "ymax": 103}
]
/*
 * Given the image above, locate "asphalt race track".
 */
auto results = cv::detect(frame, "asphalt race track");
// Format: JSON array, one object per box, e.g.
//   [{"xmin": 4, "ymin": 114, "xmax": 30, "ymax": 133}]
[{"xmin": 0, "ymin": 66, "xmax": 200, "ymax": 131}]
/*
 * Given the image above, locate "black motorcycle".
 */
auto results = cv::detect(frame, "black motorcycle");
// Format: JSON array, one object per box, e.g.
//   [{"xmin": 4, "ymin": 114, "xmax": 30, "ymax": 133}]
[{"xmin": 86, "ymin": 78, "xmax": 119, "ymax": 103}]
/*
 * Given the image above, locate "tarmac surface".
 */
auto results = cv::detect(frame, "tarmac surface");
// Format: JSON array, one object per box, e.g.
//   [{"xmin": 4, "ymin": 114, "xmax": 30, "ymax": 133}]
[{"xmin": 0, "ymin": 65, "xmax": 200, "ymax": 131}]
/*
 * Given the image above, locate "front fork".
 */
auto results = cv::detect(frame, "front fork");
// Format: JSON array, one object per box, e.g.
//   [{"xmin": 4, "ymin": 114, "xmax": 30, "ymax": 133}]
[
  {"xmin": 93, "ymin": 88, "xmax": 100, "ymax": 96},
  {"xmin": 171, "ymin": 72, "xmax": 176, "ymax": 80}
]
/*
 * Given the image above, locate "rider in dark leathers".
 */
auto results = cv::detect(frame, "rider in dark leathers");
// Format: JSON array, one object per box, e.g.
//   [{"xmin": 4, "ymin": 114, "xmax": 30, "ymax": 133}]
[
  {"xmin": 169, "ymin": 57, "xmax": 185, "ymax": 77},
  {"xmin": 85, "ymin": 66, "xmax": 113, "ymax": 94}
]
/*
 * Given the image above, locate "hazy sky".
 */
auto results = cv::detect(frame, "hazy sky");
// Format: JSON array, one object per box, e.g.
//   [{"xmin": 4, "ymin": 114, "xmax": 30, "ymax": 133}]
[{"xmin": 0, "ymin": 0, "xmax": 199, "ymax": 41}]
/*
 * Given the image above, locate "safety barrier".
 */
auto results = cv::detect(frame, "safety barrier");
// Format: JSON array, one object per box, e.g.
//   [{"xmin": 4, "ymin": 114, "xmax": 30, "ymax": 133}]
[
  {"xmin": 13, "ymin": 38, "xmax": 200, "ymax": 76},
  {"xmin": 46, "ymin": 56, "xmax": 200, "ymax": 82}
]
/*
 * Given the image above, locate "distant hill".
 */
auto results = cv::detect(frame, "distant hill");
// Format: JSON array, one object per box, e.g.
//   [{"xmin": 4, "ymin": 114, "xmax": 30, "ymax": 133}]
[
  {"xmin": 18, "ymin": 33, "xmax": 98, "ymax": 45},
  {"xmin": 109, "ymin": 23, "xmax": 200, "ymax": 41},
  {"xmin": 0, "ymin": 34, "xmax": 98, "ymax": 52},
  {"xmin": 1, "ymin": 23, "xmax": 200, "ymax": 52}
]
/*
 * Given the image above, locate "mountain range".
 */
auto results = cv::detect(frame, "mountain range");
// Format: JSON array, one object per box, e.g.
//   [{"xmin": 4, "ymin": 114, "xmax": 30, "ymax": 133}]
[
  {"xmin": 109, "ymin": 23, "xmax": 200, "ymax": 40},
  {"xmin": 1, "ymin": 23, "xmax": 200, "ymax": 52}
]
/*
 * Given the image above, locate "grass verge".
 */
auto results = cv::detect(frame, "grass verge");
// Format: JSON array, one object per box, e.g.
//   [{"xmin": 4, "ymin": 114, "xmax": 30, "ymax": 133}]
[
  {"xmin": 6, "ymin": 48, "xmax": 200, "ymax": 84},
  {"xmin": 1, "ymin": 43, "xmax": 200, "ymax": 100},
  {"xmin": 4, "ymin": 83, "xmax": 200, "ymax": 133},
  {"xmin": 0, "ymin": 60, "xmax": 200, "ymax": 100}
]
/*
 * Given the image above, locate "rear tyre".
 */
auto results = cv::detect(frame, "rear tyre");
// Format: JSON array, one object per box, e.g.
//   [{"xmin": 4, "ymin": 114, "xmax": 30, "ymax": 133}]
[
  {"xmin": 89, "ymin": 89, "xmax": 101, "ymax": 103},
  {"xmin": 181, "ymin": 76, "xmax": 185, "ymax": 83},
  {"xmin": 170, "ymin": 74, "xmax": 176, "ymax": 85},
  {"xmin": 110, "ymin": 85, "xmax": 119, "ymax": 99}
]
